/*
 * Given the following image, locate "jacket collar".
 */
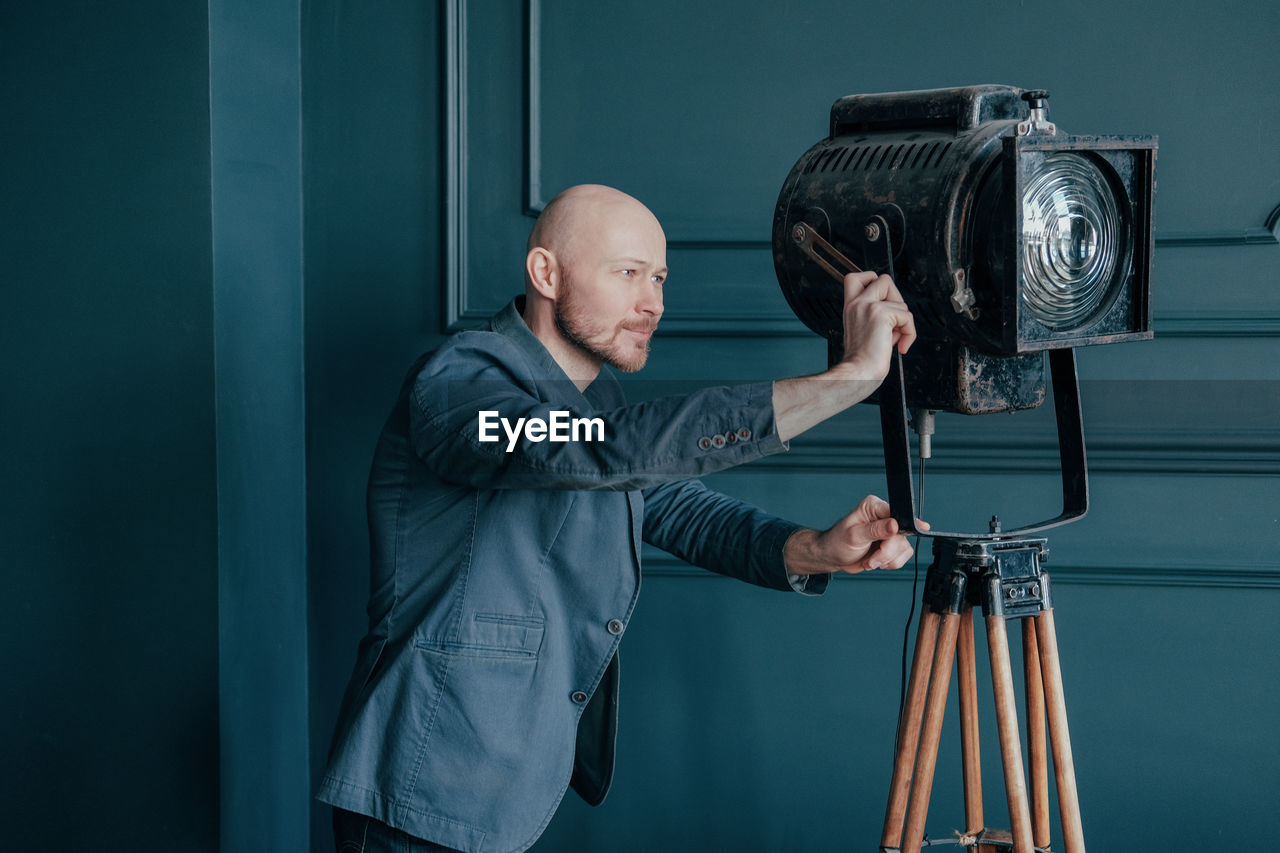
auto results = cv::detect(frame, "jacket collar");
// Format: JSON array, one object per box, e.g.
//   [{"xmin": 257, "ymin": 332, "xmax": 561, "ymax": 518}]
[{"xmin": 489, "ymin": 297, "xmax": 622, "ymax": 408}]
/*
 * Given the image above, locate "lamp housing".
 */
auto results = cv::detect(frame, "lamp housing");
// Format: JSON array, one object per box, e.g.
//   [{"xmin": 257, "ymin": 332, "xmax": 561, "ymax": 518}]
[{"xmin": 773, "ymin": 85, "xmax": 1156, "ymax": 415}]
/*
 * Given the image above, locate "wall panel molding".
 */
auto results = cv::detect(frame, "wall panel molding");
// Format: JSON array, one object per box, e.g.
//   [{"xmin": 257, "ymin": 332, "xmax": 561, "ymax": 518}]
[
  {"xmin": 641, "ymin": 555, "xmax": 1280, "ymax": 588},
  {"xmin": 523, "ymin": 0, "xmax": 543, "ymax": 215},
  {"xmin": 211, "ymin": 0, "xmax": 311, "ymax": 848},
  {"xmin": 1155, "ymin": 202, "xmax": 1280, "ymax": 247},
  {"xmin": 1155, "ymin": 311, "xmax": 1280, "ymax": 338},
  {"xmin": 741, "ymin": 426, "xmax": 1280, "ymax": 477},
  {"xmin": 443, "ymin": 0, "xmax": 471, "ymax": 327}
]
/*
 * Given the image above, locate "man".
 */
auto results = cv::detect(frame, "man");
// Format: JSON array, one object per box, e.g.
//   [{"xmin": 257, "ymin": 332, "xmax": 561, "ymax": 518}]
[{"xmin": 318, "ymin": 185, "xmax": 920, "ymax": 852}]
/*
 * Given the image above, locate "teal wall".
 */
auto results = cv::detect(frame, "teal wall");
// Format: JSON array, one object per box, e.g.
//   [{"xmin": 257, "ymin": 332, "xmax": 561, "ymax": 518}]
[
  {"xmin": 4, "ymin": 0, "xmax": 1277, "ymax": 851},
  {"xmin": 1, "ymin": 1, "xmax": 219, "ymax": 849}
]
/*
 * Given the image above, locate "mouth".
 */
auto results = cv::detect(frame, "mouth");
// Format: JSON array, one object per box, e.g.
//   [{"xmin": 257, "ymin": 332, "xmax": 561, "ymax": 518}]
[{"xmin": 621, "ymin": 322, "xmax": 658, "ymax": 340}]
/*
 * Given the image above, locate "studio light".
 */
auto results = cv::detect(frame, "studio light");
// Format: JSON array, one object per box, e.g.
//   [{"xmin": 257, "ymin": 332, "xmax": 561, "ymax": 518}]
[
  {"xmin": 773, "ymin": 85, "xmax": 1156, "ymax": 415},
  {"xmin": 771, "ymin": 86, "xmax": 1158, "ymax": 853}
]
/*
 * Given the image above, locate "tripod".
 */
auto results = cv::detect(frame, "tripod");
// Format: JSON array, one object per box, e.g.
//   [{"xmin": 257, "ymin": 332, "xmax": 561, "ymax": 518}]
[{"xmin": 879, "ymin": 534, "xmax": 1085, "ymax": 853}]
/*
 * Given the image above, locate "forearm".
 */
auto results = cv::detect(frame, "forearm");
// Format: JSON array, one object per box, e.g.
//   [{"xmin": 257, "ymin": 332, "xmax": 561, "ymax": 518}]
[
  {"xmin": 771, "ymin": 361, "xmax": 881, "ymax": 444},
  {"xmin": 771, "ymin": 268, "xmax": 917, "ymax": 444}
]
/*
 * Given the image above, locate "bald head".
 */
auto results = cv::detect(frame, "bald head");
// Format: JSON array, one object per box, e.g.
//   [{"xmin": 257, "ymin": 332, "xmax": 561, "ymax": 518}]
[
  {"xmin": 526, "ymin": 184, "xmax": 664, "ymax": 274},
  {"xmin": 521, "ymin": 184, "xmax": 668, "ymax": 383}
]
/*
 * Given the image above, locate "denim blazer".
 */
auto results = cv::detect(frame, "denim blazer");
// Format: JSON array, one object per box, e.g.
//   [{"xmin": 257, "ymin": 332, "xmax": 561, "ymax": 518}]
[{"xmin": 317, "ymin": 299, "xmax": 826, "ymax": 852}]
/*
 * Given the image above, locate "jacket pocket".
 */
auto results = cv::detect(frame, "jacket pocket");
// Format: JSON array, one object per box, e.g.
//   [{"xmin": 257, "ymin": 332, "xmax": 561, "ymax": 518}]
[{"xmin": 417, "ymin": 612, "xmax": 545, "ymax": 659}]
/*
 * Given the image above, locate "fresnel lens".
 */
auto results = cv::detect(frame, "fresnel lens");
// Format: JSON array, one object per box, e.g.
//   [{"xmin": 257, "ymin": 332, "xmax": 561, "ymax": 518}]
[{"xmin": 1020, "ymin": 152, "xmax": 1129, "ymax": 330}]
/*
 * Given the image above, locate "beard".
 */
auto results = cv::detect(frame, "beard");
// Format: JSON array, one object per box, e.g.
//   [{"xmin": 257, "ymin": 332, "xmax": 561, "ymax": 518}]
[{"xmin": 553, "ymin": 284, "xmax": 656, "ymax": 373}]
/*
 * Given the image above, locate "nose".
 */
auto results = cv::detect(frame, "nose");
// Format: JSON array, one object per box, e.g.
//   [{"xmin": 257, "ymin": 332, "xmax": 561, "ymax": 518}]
[{"xmin": 637, "ymin": 278, "xmax": 663, "ymax": 319}]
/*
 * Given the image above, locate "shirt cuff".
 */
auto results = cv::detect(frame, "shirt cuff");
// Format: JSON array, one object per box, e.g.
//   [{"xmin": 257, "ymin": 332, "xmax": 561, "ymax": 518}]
[
  {"xmin": 778, "ymin": 525, "xmax": 830, "ymax": 596},
  {"xmin": 786, "ymin": 571, "xmax": 830, "ymax": 595}
]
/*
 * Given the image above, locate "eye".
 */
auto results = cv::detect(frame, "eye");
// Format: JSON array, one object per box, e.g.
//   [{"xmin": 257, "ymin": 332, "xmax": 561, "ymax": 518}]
[
  {"xmin": 651, "ymin": 274, "xmax": 665, "ymax": 285},
  {"xmin": 618, "ymin": 269, "xmax": 635, "ymax": 278}
]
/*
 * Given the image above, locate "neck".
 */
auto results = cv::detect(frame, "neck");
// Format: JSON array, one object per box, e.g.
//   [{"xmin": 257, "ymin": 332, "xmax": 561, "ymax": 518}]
[{"xmin": 521, "ymin": 296, "xmax": 601, "ymax": 391}]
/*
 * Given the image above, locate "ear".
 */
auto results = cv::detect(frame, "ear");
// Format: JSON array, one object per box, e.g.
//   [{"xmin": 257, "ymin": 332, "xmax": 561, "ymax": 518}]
[{"xmin": 525, "ymin": 247, "xmax": 559, "ymax": 299}]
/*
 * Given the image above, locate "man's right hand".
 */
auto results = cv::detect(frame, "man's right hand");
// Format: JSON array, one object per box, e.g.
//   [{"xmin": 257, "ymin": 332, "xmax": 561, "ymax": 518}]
[
  {"xmin": 837, "ymin": 271, "xmax": 917, "ymax": 382},
  {"xmin": 771, "ymin": 271, "xmax": 919, "ymax": 444}
]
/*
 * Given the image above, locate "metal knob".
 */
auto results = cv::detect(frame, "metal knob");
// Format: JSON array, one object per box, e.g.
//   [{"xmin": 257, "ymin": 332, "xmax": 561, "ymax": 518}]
[{"xmin": 1021, "ymin": 90, "xmax": 1050, "ymax": 110}]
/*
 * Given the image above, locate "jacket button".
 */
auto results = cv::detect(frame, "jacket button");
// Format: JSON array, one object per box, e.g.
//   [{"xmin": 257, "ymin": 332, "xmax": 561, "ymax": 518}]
[
  {"xmin": 607, "ymin": 619, "xmax": 624, "ymax": 635},
  {"xmin": 571, "ymin": 691, "xmax": 588, "ymax": 704},
  {"xmin": 737, "ymin": 427, "xmax": 751, "ymax": 440},
  {"xmin": 697, "ymin": 436, "xmax": 712, "ymax": 451},
  {"xmin": 711, "ymin": 434, "xmax": 727, "ymax": 448}
]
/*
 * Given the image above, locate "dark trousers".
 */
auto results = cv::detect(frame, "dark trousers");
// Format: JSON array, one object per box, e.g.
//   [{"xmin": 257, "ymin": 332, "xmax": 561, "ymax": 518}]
[{"xmin": 333, "ymin": 807, "xmax": 461, "ymax": 853}]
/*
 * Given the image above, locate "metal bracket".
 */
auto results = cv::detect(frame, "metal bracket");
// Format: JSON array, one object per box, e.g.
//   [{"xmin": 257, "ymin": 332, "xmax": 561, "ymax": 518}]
[
  {"xmin": 949, "ymin": 268, "xmax": 978, "ymax": 320},
  {"xmin": 790, "ymin": 222, "xmax": 864, "ymax": 280},
  {"xmin": 880, "ymin": 346, "xmax": 1088, "ymax": 539}
]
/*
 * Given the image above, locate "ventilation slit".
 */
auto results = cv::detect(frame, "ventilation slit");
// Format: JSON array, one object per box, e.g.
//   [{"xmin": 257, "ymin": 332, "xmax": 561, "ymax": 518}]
[
  {"xmin": 921, "ymin": 142, "xmax": 941, "ymax": 169},
  {"xmin": 930, "ymin": 142, "xmax": 953, "ymax": 168}
]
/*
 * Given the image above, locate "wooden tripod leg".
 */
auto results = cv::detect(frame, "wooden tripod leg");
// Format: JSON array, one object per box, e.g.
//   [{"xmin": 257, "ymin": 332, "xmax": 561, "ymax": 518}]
[
  {"xmin": 1036, "ymin": 609, "xmax": 1087, "ymax": 853},
  {"xmin": 958, "ymin": 606, "xmax": 983, "ymax": 837},
  {"xmin": 1023, "ymin": 617, "xmax": 1050, "ymax": 849},
  {"xmin": 881, "ymin": 608, "xmax": 941, "ymax": 850},
  {"xmin": 901, "ymin": 611, "xmax": 962, "ymax": 853},
  {"xmin": 985, "ymin": 614, "xmax": 1034, "ymax": 853}
]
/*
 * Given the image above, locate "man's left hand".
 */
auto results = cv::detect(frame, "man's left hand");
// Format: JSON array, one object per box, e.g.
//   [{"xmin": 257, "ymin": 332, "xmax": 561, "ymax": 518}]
[{"xmin": 783, "ymin": 495, "xmax": 926, "ymax": 576}]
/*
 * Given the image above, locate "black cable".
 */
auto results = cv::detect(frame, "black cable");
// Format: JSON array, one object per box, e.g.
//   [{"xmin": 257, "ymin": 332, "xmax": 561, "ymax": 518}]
[{"xmin": 895, "ymin": 452, "xmax": 926, "ymax": 744}]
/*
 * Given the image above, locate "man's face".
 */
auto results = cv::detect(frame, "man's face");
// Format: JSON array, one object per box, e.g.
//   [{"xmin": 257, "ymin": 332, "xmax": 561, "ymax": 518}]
[{"xmin": 553, "ymin": 210, "xmax": 667, "ymax": 373}]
